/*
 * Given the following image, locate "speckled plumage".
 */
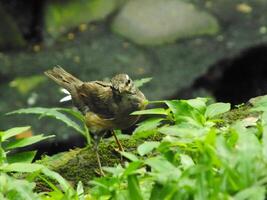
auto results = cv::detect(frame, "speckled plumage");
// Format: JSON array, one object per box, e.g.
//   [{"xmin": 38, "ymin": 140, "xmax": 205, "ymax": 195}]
[{"xmin": 44, "ymin": 66, "xmax": 147, "ymax": 132}]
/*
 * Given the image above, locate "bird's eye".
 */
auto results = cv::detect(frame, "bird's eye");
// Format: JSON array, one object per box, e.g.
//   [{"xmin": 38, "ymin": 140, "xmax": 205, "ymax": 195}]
[{"xmin": 126, "ymin": 79, "xmax": 131, "ymax": 85}]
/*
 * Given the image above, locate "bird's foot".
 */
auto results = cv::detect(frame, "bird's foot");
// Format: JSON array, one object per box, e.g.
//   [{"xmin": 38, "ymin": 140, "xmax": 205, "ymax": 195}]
[{"xmin": 95, "ymin": 168, "xmax": 105, "ymax": 176}]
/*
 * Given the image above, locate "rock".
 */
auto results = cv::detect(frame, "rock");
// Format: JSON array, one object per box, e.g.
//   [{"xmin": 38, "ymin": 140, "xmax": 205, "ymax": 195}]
[{"xmin": 112, "ymin": 0, "xmax": 219, "ymax": 45}]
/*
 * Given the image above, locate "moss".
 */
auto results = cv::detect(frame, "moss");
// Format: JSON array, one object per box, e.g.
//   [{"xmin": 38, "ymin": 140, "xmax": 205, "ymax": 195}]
[
  {"xmin": 216, "ymin": 104, "xmax": 260, "ymax": 128},
  {"xmin": 36, "ymin": 136, "xmax": 140, "ymax": 188},
  {"xmin": 220, "ymin": 105, "xmax": 250, "ymax": 123}
]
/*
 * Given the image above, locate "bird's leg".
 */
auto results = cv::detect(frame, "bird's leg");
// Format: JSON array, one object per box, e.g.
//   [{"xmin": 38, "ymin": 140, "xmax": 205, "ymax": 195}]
[
  {"xmin": 112, "ymin": 130, "xmax": 124, "ymax": 152},
  {"xmin": 93, "ymin": 134, "xmax": 105, "ymax": 176}
]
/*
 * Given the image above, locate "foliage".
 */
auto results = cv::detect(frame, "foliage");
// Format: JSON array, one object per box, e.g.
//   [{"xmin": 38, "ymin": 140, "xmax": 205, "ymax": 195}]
[
  {"xmin": 88, "ymin": 98, "xmax": 267, "ymax": 199},
  {"xmin": 3, "ymin": 96, "xmax": 267, "ymax": 199},
  {"xmin": 0, "ymin": 126, "xmax": 53, "ymax": 165},
  {"xmin": 7, "ymin": 107, "xmax": 91, "ymax": 145},
  {"xmin": 0, "ymin": 124, "xmax": 87, "ymax": 199}
]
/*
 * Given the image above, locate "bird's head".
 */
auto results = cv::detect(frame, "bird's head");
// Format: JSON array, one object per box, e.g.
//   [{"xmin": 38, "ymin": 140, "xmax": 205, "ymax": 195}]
[{"xmin": 111, "ymin": 74, "xmax": 136, "ymax": 94}]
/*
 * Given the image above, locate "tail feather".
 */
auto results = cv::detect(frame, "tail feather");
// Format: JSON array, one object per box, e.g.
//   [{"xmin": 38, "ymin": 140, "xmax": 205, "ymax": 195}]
[
  {"xmin": 45, "ymin": 66, "xmax": 85, "ymax": 110},
  {"xmin": 44, "ymin": 66, "xmax": 82, "ymax": 92}
]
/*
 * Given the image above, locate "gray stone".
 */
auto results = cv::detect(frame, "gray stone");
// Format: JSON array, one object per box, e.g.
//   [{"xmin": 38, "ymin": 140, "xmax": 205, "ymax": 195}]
[{"xmin": 112, "ymin": 0, "xmax": 219, "ymax": 45}]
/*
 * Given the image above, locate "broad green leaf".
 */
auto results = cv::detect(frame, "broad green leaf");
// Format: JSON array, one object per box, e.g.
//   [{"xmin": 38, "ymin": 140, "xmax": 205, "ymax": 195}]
[
  {"xmin": 165, "ymin": 100, "xmax": 205, "ymax": 126},
  {"xmin": 103, "ymin": 165, "xmax": 124, "ymax": 176},
  {"xmin": 120, "ymin": 152, "xmax": 139, "ymax": 161},
  {"xmin": 205, "ymin": 103, "xmax": 230, "ymax": 118},
  {"xmin": 133, "ymin": 118, "xmax": 163, "ymax": 139},
  {"xmin": 186, "ymin": 98, "xmax": 208, "ymax": 113},
  {"xmin": 134, "ymin": 77, "xmax": 152, "ymax": 88},
  {"xmin": 137, "ymin": 141, "xmax": 160, "ymax": 156},
  {"xmin": 235, "ymin": 125, "xmax": 261, "ymax": 158},
  {"xmin": 133, "ymin": 130, "xmax": 158, "ymax": 140},
  {"xmin": 145, "ymin": 156, "xmax": 181, "ymax": 178},
  {"xmin": 145, "ymin": 157, "xmax": 181, "ymax": 184},
  {"xmin": 131, "ymin": 108, "xmax": 168, "ymax": 115},
  {"xmin": 180, "ymin": 154, "xmax": 194, "ymax": 169},
  {"xmin": 234, "ymin": 186, "xmax": 265, "ymax": 200},
  {"xmin": 127, "ymin": 174, "xmax": 143, "ymax": 200},
  {"xmin": 159, "ymin": 125, "xmax": 207, "ymax": 138},
  {"xmin": 5, "ymin": 134, "xmax": 54, "ymax": 150},
  {"xmin": 165, "ymin": 100, "xmax": 188, "ymax": 116},
  {"xmin": 7, "ymin": 151, "xmax": 36, "ymax": 164},
  {"xmin": 0, "ymin": 163, "xmax": 44, "ymax": 172},
  {"xmin": 134, "ymin": 118, "xmax": 163, "ymax": 133},
  {"xmin": 2, "ymin": 126, "xmax": 31, "ymax": 141},
  {"xmin": 250, "ymin": 95, "xmax": 267, "ymax": 109},
  {"xmin": 7, "ymin": 107, "xmax": 85, "ymax": 135},
  {"xmin": 123, "ymin": 161, "xmax": 143, "ymax": 176}
]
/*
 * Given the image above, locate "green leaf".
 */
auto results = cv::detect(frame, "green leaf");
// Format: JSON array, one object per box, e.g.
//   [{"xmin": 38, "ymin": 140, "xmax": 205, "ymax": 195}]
[
  {"xmin": 7, "ymin": 151, "xmax": 36, "ymax": 163},
  {"xmin": 2, "ymin": 126, "xmax": 31, "ymax": 141},
  {"xmin": 55, "ymin": 108, "xmax": 85, "ymax": 122},
  {"xmin": 41, "ymin": 167, "xmax": 73, "ymax": 193},
  {"xmin": 103, "ymin": 165, "xmax": 124, "ymax": 176},
  {"xmin": 250, "ymin": 95, "xmax": 267, "ymax": 110},
  {"xmin": 145, "ymin": 156, "xmax": 181, "ymax": 182},
  {"xmin": 164, "ymin": 100, "xmax": 205, "ymax": 126},
  {"xmin": 123, "ymin": 161, "xmax": 143, "ymax": 176},
  {"xmin": 56, "ymin": 108, "xmax": 91, "ymax": 145},
  {"xmin": 145, "ymin": 156, "xmax": 178, "ymax": 172},
  {"xmin": 234, "ymin": 186, "xmax": 265, "ymax": 200},
  {"xmin": 186, "ymin": 97, "xmax": 207, "ymax": 113},
  {"xmin": 5, "ymin": 134, "xmax": 54, "ymax": 150},
  {"xmin": 77, "ymin": 181, "xmax": 85, "ymax": 200},
  {"xmin": 120, "ymin": 152, "xmax": 139, "ymax": 161},
  {"xmin": 165, "ymin": 100, "xmax": 187, "ymax": 116},
  {"xmin": 133, "ymin": 118, "xmax": 163, "ymax": 139},
  {"xmin": 205, "ymin": 103, "xmax": 230, "ymax": 118},
  {"xmin": 150, "ymin": 183, "xmax": 178, "ymax": 200},
  {"xmin": 0, "ymin": 173, "xmax": 40, "ymax": 200},
  {"xmin": 7, "ymin": 107, "xmax": 85, "ymax": 136},
  {"xmin": 134, "ymin": 77, "xmax": 152, "ymax": 88},
  {"xmin": 131, "ymin": 108, "xmax": 168, "ymax": 115},
  {"xmin": 127, "ymin": 174, "xmax": 143, "ymax": 200},
  {"xmin": 134, "ymin": 118, "xmax": 163, "ymax": 133},
  {"xmin": 0, "ymin": 163, "xmax": 44, "ymax": 173},
  {"xmin": 137, "ymin": 141, "xmax": 160, "ymax": 156},
  {"xmin": 159, "ymin": 125, "xmax": 207, "ymax": 138},
  {"xmin": 180, "ymin": 154, "xmax": 194, "ymax": 169}
]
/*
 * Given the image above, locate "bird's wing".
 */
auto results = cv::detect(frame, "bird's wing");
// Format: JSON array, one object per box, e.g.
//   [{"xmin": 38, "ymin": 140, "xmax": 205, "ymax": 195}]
[{"xmin": 76, "ymin": 81, "xmax": 117, "ymax": 118}]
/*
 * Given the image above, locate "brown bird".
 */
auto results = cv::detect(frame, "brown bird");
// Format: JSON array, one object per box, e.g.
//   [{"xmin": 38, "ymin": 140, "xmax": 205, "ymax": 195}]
[{"xmin": 44, "ymin": 66, "xmax": 147, "ymax": 175}]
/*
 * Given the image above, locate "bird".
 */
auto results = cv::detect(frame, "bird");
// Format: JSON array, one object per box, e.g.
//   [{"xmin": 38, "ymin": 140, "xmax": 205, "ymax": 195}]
[{"xmin": 44, "ymin": 66, "xmax": 147, "ymax": 175}]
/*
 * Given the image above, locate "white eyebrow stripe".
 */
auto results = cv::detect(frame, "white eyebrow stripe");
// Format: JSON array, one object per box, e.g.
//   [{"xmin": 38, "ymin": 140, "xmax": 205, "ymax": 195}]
[{"xmin": 125, "ymin": 74, "xmax": 129, "ymax": 80}]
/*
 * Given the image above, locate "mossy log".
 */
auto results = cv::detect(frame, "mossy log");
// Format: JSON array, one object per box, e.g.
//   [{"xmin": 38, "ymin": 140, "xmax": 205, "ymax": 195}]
[{"xmin": 36, "ymin": 134, "xmax": 161, "ymax": 190}]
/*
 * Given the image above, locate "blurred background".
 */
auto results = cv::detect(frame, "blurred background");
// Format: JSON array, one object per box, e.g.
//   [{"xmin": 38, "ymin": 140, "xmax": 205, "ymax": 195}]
[{"xmin": 1, "ymin": 0, "xmax": 267, "ymax": 156}]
